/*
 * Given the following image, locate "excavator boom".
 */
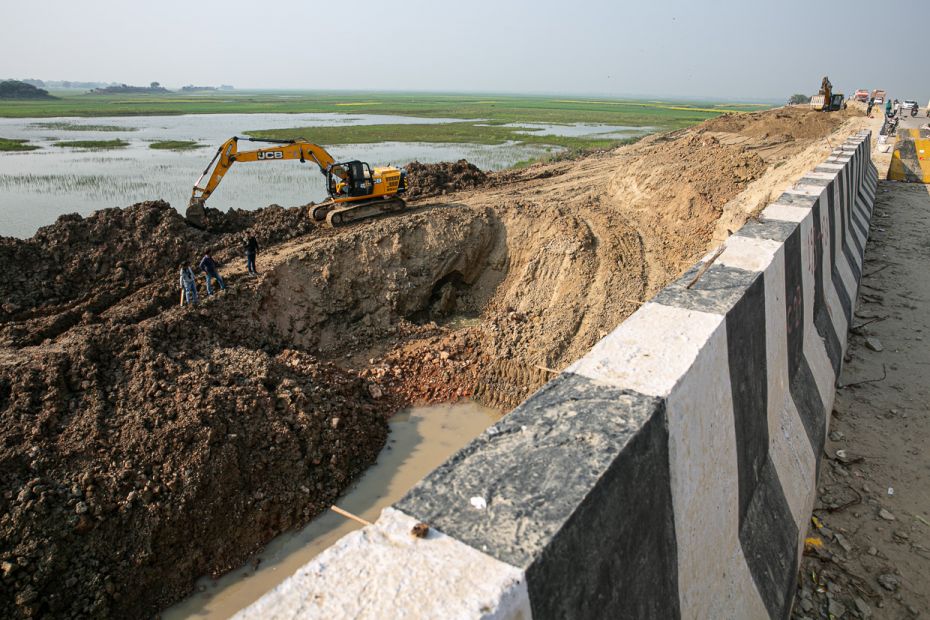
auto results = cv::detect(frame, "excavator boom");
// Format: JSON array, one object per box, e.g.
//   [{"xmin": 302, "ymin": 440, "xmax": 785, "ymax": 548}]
[{"xmin": 190, "ymin": 137, "xmax": 337, "ymax": 208}]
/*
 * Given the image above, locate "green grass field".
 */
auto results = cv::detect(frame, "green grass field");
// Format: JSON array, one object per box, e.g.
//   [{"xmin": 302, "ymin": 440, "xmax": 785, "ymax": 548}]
[
  {"xmin": 239, "ymin": 93, "xmax": 768, "ymax": 149},
  {"xmin": 0, "ymin": 137, "xmax": 40, "ymax": 152},
  {"xmin": 246, "ymin": 121, "xmax": 647, "ymax": 150},
  {"xmin": 0, "ymin": 90, "xmax": 769, "ymax": 123},
  {"xmin": 52, "ymin": 139, "xmax": 129, "ymax": 149},
  {"xmin": 0, "ymin": 90, "xmax": 773, "ymax": 158},
  {"xmin": 29, "ymin": 120, "xmax": 136, "ymax": 132},
  {"xmin": 149, "ymin": 140, "xmax": 204, "ymax": 150}
]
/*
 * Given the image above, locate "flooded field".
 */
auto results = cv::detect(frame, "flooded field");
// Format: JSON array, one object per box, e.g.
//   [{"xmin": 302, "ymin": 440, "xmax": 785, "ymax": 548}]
[
  {"xmin": 162, "ymin": 401, "xmax": 499, "ymax": 619},
  {"xmin": 486, "ymin": 121, "xmax": 654, "ymax": 138},
  {"xmin": 0, "ymin": 113, "xmax": 560, "ymax": 238}
]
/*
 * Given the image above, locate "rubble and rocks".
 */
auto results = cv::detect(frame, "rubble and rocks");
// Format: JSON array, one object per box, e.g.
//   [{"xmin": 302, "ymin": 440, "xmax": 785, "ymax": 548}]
[
  {"xmin": 878, "ymin": 574, "xmax": 900, "ymax": 592},
  {"xmin": 865, "ymin": 337, "xmax": 884, "ymax": 352}
]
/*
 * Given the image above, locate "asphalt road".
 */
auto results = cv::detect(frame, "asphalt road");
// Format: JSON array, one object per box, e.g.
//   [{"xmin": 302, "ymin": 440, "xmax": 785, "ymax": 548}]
[{"xmin": 892, "ymin": 103, "xmax": 929, "ymax": 130}]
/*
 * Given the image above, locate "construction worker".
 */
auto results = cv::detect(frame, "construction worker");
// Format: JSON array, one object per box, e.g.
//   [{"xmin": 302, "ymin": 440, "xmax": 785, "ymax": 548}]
[
  {"xmin": 179, "ymin": 264, "xmax": 198, "ymax": 305},
  {"xmin": 244, "ymin": 235, "xmax": 259, "ymax": 275},
  {"xmin": 867, "ymin": 98, "xmax": 874, "ymax": 117},
  {"xmin": 885, "ymin": 99, "xmax": 892, "ymax": 117},
  {"xmin": 199, "ymin": 250, "xmax": 226, "ymax": 295}
]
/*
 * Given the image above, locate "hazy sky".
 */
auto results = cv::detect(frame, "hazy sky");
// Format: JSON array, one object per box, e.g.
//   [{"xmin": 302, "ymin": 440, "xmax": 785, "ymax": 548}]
[{"xmin": 2, "ymin": 0, "xmax": 928, "ymax": 103}]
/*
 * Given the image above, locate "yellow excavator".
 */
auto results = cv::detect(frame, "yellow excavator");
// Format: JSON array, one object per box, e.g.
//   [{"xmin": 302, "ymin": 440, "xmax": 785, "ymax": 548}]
[
  {"xmin": 188, "ymin": 136, "xmax": 407, "ymax": 226},
  {"xmin": 810, "ymin": 76, "xmax": 845, "ymax": 112}
]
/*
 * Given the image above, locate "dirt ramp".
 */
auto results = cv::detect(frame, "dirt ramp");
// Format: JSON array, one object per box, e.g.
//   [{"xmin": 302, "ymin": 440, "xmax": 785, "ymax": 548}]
[
  {"xmin": 468, "ymin": 204, "xmax": 648, "ymax": 408},
  {"xmin": 435, "ymin": 107, "xmax": 866, "ymax": 408},
  {"xmin": 605, "ymin": 133, "xmax": 767, "ymax": 291}
]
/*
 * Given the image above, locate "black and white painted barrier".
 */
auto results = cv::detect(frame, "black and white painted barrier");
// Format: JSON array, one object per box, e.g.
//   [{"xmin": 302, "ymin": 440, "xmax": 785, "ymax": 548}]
[{"xmin": 237, "ymin": 131, "xmax": 877, "ymax": 620}]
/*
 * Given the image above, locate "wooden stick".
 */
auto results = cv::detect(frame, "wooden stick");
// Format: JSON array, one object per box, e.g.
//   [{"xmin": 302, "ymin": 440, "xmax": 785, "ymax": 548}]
[
  {"xmin": 686, "ymin": 247, "xmax": 726, "ymax": 289},
  {"xmin": 534, "ymin": 364, "xmax": 559, "ymax": 375},
  {"xmin": 330, "ymin": 505, "xmax": 373, "ymax": 526}
]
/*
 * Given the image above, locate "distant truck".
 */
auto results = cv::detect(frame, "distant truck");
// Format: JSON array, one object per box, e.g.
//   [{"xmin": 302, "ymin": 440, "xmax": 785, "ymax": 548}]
[
  {"xmin": 854, "ymin": 89, "xmax": 870, "ymax": 102},
  {"xmin": 811, "ymin": 93, "xmax": 846, "ymax": 111},
  {"xmin": 871, "ymin": 89, "xmax": 887, "ymax": 104}
]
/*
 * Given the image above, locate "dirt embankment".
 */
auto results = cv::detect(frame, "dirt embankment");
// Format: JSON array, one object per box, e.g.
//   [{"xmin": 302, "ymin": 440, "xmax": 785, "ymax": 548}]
[
  {"xmin": 0, "ymin": 206, "xmax": 390, "ymax": 618},
  {"xmin": 0, "ymin": 106, "xmax": 868, "ymax": 618}
]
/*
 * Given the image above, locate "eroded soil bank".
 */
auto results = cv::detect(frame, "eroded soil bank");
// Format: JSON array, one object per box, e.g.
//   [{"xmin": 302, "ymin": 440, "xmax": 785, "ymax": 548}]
[{"xmin": 0, "ymin": 106, "xmax": 868, "ymax": 618}]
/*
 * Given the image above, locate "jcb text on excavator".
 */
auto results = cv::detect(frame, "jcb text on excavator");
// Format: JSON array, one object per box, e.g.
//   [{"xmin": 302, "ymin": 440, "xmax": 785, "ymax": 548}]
[{"xmin": 188, "ymin": 136, "xmax": 407, "ymax": 227}]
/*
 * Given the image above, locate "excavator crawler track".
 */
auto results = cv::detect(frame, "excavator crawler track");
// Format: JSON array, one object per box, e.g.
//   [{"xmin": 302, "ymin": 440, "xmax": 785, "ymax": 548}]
[
  {"xmin": 310, "ymin": 202, "xmax": 335, "ymax": 222},
  {"xmin": 324, "ymin": 197, "xmax": 407, "ymax": 227}
]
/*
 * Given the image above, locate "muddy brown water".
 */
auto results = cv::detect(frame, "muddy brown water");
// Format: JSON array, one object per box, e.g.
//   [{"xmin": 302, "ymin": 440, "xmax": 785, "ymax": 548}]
[{"xmin": 161, "ymin": 401, "xmax": 499, "ymax": 619}]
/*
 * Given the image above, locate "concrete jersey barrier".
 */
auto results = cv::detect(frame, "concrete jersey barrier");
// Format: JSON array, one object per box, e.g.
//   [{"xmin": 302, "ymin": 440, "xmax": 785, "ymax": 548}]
[
  {"xmin": 237, "ymin": 130, "xmax": 877, "ymax": 620},
  {"xmin": 888, "ymin": 127, "xmax": 930, "ymax": 183}
]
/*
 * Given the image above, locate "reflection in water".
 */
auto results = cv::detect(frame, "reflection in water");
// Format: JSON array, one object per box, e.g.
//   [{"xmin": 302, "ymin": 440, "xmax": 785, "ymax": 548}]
[
  {"xmin": 161, "ymin": 401, "xmax": 499, "ymax": 620},
  {"xmin": 0, "ymin": 113, "xmax": 560, "ymax": 238},
  {"xmin": 493, "ymin": 121, "xmax": 654, "ymax": 138}
]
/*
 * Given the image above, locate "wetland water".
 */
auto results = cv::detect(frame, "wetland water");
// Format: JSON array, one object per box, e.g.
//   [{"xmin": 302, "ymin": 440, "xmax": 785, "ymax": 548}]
[
  {"xmin": 162, "ymin": 401, "xmax": 500, "ymax": 619},
  {"xmin": 0, "ymin": 113, "xmax": 566, "ymax": 238}
]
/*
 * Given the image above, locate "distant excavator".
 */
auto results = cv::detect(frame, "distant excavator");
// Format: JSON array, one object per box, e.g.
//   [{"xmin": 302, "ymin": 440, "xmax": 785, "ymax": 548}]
[
  {"xmin": 810, "ymin": 76, "xmax": 846, "ymax": 112},
  {"xmin": 188, "ymin": 137, "xmax": 407, "ymax": 226}
]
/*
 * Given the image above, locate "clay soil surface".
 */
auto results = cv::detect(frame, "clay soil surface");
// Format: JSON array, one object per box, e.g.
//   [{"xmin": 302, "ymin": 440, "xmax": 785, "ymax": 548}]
[
  {"xmin": 0, "ymin": 106, "xmax": 869, "ymax": 618},
  {"xmin": 792, "ymin": 157, "xmax": 930, "ymax": 615}
]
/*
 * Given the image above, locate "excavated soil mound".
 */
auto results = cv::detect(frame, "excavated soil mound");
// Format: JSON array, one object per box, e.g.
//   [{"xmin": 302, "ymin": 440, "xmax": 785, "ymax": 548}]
[
  {"xmin": 404, "ymin": 160, "xmax": 487, "ymax": 199},
  {"xmin": 0, "ymin": 287, "xmax": 387, "ymax": 618},
  {"xmin": 702, "ymin": 106, "xmax": 854, "ymax": 140},
  {"xmin": 192, "ymin": 204, "xmax": 318, "ymax": 244},
  {"xmin": 0, "ymin": 201, "xmax": 199, "ymax": 320},
  {"xmin": 0, "ymin": 200, "xmax": 393, "ymax": 618},
  {"xmin": 0, "ymin": 201, "xmax": 323, "ymax": 348}
]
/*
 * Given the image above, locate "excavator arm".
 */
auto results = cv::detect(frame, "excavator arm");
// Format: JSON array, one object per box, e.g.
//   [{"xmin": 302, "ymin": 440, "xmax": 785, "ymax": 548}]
[{"xmin": 189, "ymin": 137, "xmax": 339, "ymax": 208}]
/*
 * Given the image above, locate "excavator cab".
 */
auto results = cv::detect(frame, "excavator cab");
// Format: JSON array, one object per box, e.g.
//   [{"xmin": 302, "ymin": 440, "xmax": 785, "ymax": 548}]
[{"xmin": 327, "ymin": 161, "xmax": 373, "ymax": 198}]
